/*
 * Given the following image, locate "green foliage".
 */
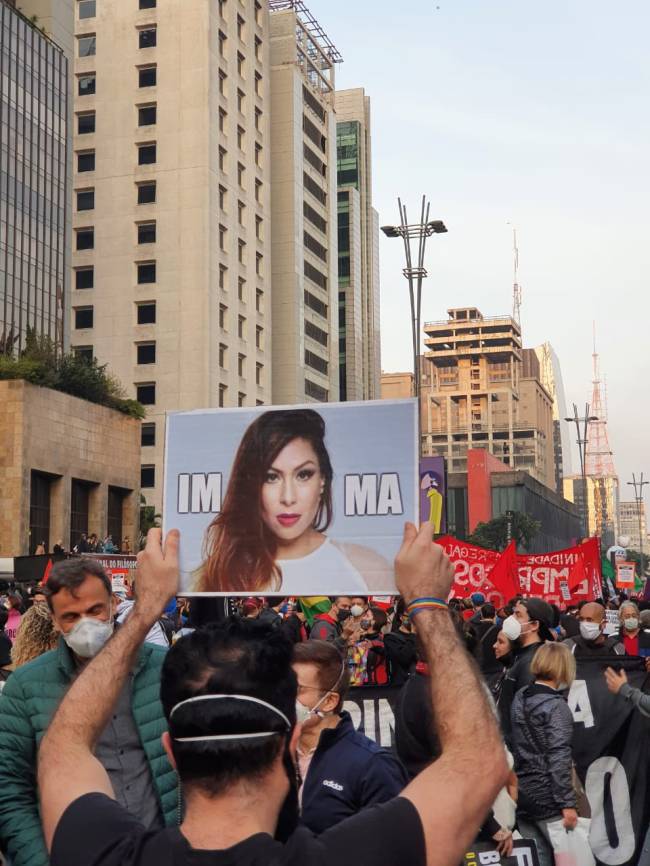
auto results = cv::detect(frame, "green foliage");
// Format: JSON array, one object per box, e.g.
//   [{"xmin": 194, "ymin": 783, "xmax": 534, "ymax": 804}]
[
  {"xmin": 623, "ymin": 549, "xmax": 650, "ymax": 578},
  {"xmin": 0, "ymin": 330, "xmax": 144, "ymax": 419},
  {"xmin": 467, "ymin": 510, "xmax": 541, "ymax": 552},
  {"xmin": 139, "ymin": 495, "xmax": 162, "ymax": 550}
]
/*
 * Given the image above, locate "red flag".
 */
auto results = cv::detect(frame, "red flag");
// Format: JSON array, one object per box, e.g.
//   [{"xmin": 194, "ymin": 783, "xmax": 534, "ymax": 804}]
[
  {"xmin": 41, "ymin": 558, "xmax": 53, "ymax": 585},
  {"xmin": 488, "ymin": 541, "xmax": 520, "ymax": 603}
]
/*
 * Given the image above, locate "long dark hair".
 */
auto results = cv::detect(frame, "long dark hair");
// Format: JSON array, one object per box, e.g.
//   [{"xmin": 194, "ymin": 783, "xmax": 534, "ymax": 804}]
[{"xmin": 197, "ymin": 409, "xmax": 333, "ymax": 592}]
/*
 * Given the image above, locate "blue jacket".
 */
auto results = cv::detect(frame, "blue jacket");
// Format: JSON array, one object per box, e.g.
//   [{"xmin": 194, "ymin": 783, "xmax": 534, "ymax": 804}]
[{"xmin": 300, "ymin": 711, "xmax": 408, "ymax": 834}]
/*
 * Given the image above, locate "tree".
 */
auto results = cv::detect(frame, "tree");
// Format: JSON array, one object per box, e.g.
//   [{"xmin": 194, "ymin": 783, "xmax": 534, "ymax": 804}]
[
  {"xmin": 467, "ymin": 511, "xmax": 541, "ymax": 552},
  {"xmin": 139, "ymin": 495, "xmax": 161, "ymax": 550},
  {"xmin": 623, "ymin": 549, "xmax": 650, "ymax": 579}
]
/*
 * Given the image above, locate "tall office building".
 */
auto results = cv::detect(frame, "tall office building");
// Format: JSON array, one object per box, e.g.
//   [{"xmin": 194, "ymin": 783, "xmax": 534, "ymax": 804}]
[
  {"xmin": 1, "ymin": 0, "xmax": 70, "ymax": 352},
  {"xmin": 70, "ymin": 0, "xmax": 273, "ymax": 511},
  {"xmin": 335, "ymin": 87, "xmax": 380, "ymax": 401},
  {"xmin": 421, "ymin": 307, "xmax": 555, "ymax": 489},
  {"xmin": 535, "ymin": 341, "xmax": 572, "ymax": 494},
  {"xmin": 618, "ymin": 500, "xmax": 647, "ymax": 552},
  {"xmin": 269, "ymin": 0, "xmax": 340, "ymax": 404}
]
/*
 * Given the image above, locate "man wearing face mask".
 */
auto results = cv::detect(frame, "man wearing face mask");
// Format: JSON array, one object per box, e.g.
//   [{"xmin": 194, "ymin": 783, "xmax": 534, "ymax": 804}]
[
  {"xmin": 615, "ymin": 601, "xmax": 650, "ymax": 658},
  {"xmin": 309, "ymin": 596, "xmax": 355, "ymax": 649},
  {"xmin": 292, "ymin": 640, "xmax": 407, "ymax": 833},
  {"xmin": 562, "ymin": 602, "xmax": 624, "ymax": 657},
  {"xmin": 496, "ymin": 598, "xmax": 555, "ymax": 744},
  {"xmin": 0, "ymin": 559, "xmax": 177, "ymax": 866}
]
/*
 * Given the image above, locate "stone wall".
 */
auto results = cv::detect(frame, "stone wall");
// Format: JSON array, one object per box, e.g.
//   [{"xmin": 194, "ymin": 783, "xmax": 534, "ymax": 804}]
[{"xmin": 0, "ymin": 380, "xmax": 141, "ymax": 556}]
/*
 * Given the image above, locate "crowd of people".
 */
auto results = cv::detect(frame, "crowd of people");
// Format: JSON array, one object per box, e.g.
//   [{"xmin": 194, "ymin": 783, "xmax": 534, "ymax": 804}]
[
  {"xmin": 31, "ymin": 534, "xmax": 133, "ymax": 556},
  {"xmin": 0, "ymin": 534, "xmax": 649, "ymax": 866}
]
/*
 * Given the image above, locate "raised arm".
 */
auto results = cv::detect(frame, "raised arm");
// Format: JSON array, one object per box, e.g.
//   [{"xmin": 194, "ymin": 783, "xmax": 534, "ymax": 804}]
[
  {"xmin": 396, "ymin": 523, "xmax": 509, "ymax": 866},
  {"xmin": 38, "ymin": 529, "xmax": 179, "ymax": 851}
]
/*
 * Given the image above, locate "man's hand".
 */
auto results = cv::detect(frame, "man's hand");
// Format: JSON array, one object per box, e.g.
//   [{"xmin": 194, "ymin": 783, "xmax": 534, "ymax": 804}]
[
  {"xmin": 604, "ymin": 667, "xmax": 627, "ymax": 695},
  {"xmin": 395, "ymin": 522, "xmax": 454, "ymax": 606},
  {"xmin": 134, "ymin": 528, "xmax": 180, "ymax": 622},
  {"xmin": 492, "ymin": 829, "xmax": 513, "ymax": 857},
  {"xmin": 562, "ymin": 808, "xmax": 578, "ymax": 830}
]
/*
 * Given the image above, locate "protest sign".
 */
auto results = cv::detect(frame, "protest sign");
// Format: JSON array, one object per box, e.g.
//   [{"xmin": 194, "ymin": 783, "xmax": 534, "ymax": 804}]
[
  {"xmin": 462, "ymin": 840, "xmax": 540, "ymax": 866},
  {"xmin": 615, "ymin": 561, "xmax": 636, "ymax": 589},
  {"xmin": 436, "ymin": 536, "xmax": 519, "ymax": 608},
  {"xmin": 163, "ymin": 400, "xmax": 418, "ymax": 595},
  {"xmin": 419, "ymin": 456, "xmax": 446, "ymax": 532}
]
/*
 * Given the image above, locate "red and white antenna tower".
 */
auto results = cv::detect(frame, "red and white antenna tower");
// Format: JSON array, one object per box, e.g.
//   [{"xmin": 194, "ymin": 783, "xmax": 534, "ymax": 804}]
[
  {"xmin": 511, "ymin": 226, "xmax": 522, "ymax": 327},
  {"xmin": 584, "ymin": 324, "xmax": 616, "ymax": 477}
]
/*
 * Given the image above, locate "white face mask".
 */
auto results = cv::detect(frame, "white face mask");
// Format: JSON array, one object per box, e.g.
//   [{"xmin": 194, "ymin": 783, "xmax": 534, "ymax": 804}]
[
  {"xmin": 63, "ymin": 616, "xmax": 114, "ymax": 658},
  {"xmin": 502, "ymin": 614, "xmax": 522, "ymax": 642},
  {"xmin": 579, "ymin": 621, "xmax": 601, "ymax": 642},
  {"xmin": 623, "ymin": 617, "xmax": 639, "ymax": 632},
  {"xmin": 295, "ymin": 690, "xmax": 331, "ymax": 725},
  {"xmin": 350, "ymin": 604, "xmax": 365, "ymax": 618}
]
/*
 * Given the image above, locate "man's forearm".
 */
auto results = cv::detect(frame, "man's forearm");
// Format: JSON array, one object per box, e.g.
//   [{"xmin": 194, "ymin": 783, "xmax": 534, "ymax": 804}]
[
  {"xmin": 417, "ymin": 610, "xmax": 505, "ymax": 761},
  {"xmin": 41, "ymin": 609, "xmax": 155, "ymax": 756}
]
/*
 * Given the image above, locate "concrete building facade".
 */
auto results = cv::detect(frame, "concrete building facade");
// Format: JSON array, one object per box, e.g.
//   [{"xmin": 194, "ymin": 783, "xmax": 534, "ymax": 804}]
[
  {"xmin": 618, "ymin": 499, "xmax": 648, "ymax": 552},
  {"xmin": 421, "ymin": 307, "xmax": 555, "ymax": 489},
  {"xmin": 335, "ymin": 87, "xmax": 380, "ymax": 401},
  {"xmin": 563, "ymin": 475, "xmax": 619, "ymax": 548},
  {"xmin": 1, "ymin": 0, "xmax": 70, "ymax": 352},
  {"xmin": 269, "ymin": 0, "xmax": 340, "ymax": 405},
  {"xmin": 70, "ymin": 0, "xmax": 273, "ymax": 510},
  {"xmin": 535, "ymin": 341, "xmax": 572, "ymax": 494},
  {"xmin": 0, "ymin": 379, "xmax": 140, "ymax": 556}
]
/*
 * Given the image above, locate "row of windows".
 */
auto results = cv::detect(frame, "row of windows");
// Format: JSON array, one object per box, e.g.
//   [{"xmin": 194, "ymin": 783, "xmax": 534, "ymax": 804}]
[
  {"xmin": 77, "ymin": 25, "xmax": 156, "ymax": 58},
  {"xmin": 78, "ymin": 0, "xmax": 156, "ymax": 20},
  {"xmin": 217, "ymin": 345, "xmax": 264, "ymax": 381},
  {"xmin": 78, "ymin": 64, "xmax": 156, "ymax": 98}
]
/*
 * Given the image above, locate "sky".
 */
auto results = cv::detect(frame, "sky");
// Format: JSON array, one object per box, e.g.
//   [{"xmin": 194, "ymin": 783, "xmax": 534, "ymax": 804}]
[{"xmin": 318, "ymin": 0, "xmax": 650, "ymax": 510}]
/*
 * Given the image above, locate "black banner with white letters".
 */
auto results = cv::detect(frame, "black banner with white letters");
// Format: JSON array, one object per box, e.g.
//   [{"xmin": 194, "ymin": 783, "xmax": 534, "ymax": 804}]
[
  {"xmin": 462, "ymin": 840, "xmax": 540, "ymax": 866},
  {"xmin": 349, "ymin": 659, "xmax": 650, "ymax": 866}
]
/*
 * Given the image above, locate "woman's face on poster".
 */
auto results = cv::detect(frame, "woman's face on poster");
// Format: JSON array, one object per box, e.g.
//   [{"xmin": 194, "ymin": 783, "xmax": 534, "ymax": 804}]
[{"xmin": 261, "ymin": 437, "xmax": 324, "ymax": 543}]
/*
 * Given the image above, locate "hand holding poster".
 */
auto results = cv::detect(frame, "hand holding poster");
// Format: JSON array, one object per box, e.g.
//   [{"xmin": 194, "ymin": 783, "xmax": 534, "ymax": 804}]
[{"xmin": 163, "ymin": 400, "xmax": 418, "ymax": 595}]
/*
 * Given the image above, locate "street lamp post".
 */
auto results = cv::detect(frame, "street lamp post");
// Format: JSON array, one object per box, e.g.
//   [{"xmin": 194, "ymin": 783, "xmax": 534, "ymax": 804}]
[
  {"xmin": 381, "ymin": 197, "xmax": 447, "ymax": 402},
  {"xmin": 627, "ymin": 472, "xmax": 649, "ymax": 581},
  {"xmin": 565, "ymin": 402, "xmax": 598, "ymax": 538}
]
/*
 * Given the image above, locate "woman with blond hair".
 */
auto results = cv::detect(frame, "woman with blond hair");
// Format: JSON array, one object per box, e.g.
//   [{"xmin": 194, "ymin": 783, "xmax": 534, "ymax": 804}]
[
  {"xmin": 11, "ymin": 603, "xmax": 58, "ymax": 668},
  {"xmin": 511, "ymin": 641, "xmax": 578, "ymax": 866}
]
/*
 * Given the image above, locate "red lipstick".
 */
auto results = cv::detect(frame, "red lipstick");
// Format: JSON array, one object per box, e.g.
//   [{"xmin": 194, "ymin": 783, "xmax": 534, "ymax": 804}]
[{"xmin": 277, "ymin": 514, "xmax": 300, "ymax": 527}]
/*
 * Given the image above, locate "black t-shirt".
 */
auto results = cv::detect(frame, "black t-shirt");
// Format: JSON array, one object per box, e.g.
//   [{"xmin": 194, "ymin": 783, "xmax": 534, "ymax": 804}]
[{"xmin": 51, "ymin": 792, "xmax": 425, "ymax": 866}]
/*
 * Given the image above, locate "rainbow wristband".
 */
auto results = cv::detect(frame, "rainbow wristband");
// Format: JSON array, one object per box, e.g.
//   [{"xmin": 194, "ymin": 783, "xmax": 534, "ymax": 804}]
[{"xmin": 406, "ymin": 598, "xmax": 448, "ymax": 620}]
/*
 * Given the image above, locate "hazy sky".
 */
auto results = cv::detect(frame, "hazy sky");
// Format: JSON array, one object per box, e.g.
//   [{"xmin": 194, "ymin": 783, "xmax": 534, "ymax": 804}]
[{"xmin": 321, "ymin": 0, "xmax": 650, "ymax": 508}]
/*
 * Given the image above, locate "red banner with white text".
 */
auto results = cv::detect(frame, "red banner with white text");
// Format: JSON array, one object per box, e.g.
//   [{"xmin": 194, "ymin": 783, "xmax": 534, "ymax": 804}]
[{"xmin": 436, "ymin": 536, "xmax": 603, "ymax": 608}]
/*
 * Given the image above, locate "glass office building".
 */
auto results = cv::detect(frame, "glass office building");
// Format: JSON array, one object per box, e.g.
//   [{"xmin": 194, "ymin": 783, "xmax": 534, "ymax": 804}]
[{"xmin": 0, "ymin": 0, "xmax": 68, "ymax": 352}]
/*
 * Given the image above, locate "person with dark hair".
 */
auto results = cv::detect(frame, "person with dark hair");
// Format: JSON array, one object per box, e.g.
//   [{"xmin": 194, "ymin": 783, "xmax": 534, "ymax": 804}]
[
  {"xmin": 496, "ymin": 598, "xmax": 555, "ymax": 744},
  {"xmin": 194, "ymin": 409, "xmax": 392, "ymax": 593},
  {"xmin": 348, "ymin": 606, "xmax": 390, "ymax": 686},
  {"xmin": 384, "ymin": 606, "xmax": 417, "ymax": 686},
  {"xmin": 471, "ymin": 603, "xmax": 502, "ymax": 688},
  {"xmin": 309, "ymin": 596, "xmax": 356, "ymax": 649},
  {"xmin": 0, "ymin": 558, "xmax": 177, "ymax": 866},
  {"xmin": 5, "ymin": 591, "xmax": 25, "ymax": 642},
  {"xmin": 0, "ymin": 609, "xmax": 12, "ymax": 692},
  {"xmin": 258, "ymin": 596, "xmax": 287, "ymax": 628},
  {"xmin": 37, "ymin": 524, "xmax": 509, "ymax": 866},
  {"xmin": 292, "ymin": 639, "xmax": 407, "ymax": 832}
]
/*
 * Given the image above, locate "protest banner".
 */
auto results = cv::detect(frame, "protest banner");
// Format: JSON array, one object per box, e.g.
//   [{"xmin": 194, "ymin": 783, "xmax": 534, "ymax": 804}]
[
  {"xmin": 351, "ymin": 658, "xmax": 650, "ymax": 866},
  {"xmin": 462, "ymin": 840, "xmax": 540, "ymax": 866},
  {"xmin": 419, "ymin": 456, "xmax": 446, "ymax": 532},
  {"xmin": 163, "ymin": 400, "xmax": 418, "ymax": 595},
  {"xmin": 615, "ymin": 561, "xmax": 636, "ymax": 589},
  {"xmin": 435, "ymin": 536, "xmax": 519, "ymax": 608},
  {"xmin": 86, "ymin": 554, "xmax": 138, "ymax": 587}
]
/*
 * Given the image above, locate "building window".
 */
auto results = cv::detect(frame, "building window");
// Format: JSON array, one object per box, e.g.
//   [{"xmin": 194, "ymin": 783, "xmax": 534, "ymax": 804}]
[
  {"xmin": 237, "ymin": 14, "xmax": 244, "ymax": 39},
  {"xmin": 255, "ymin": 216, "xmax": 262, "ymax": 240},
  {"xmin": 237, "ymin": 162, "xmax": 245, "ymax": 186},
  {"xmin": 238, "ymin": 315, "xmax": 245, "ymax": 339},
  {"xmin": 219, "ymin": 303, "xmax": 227, "ymax": 329},
  {"xmin": 305, "ymin": 319, "xmax": 328, "ymax": 346},
  {"xmin": 107, "ymin": 487, "xmax": 125, "ymax": 550},
  {"xmin": 238, "ymin": 239, "xmax": 246, "ymax": 264},
  {"xmin": 77, "ymin": 112, "xmax": 96, "ymax": 134},
  {"xmin": 238, "ymin": 277, "xmax": 245, "ymax": 301},
  {"xmin": 218, "ymin": 146, "xmax": 226, "ymax": 171},
  {"xmin": 237, "ymin": 89, "xmax": 244, "ymax": 112},
  {"xmin": 238, "ymin": 353, "xmax": 245, "ymax": 376},
  {"xmin": 74, "ymin": 346, "xmax": 94, "ymax": 362},
  {"xmin": 219, "ymin": 224, "xmax": 227, "ymax": 251},
  {"xmin": 77, "ymin": 151, "xmax": 96, "ymax": 172},
  {"xmin": 138, "ymin": 222, "xmax": 156, "ymax": 244},
  {"xmin": 305, "ymin": 378, "xmax": 328, "ymax": 402},
  {"xmin": 254, "ymin": 143, "xmax": 262, "ymax": 167},
  {"xmin": 255, "ymin": 253, "xmax": 262, "ymax": 275},
  {"xmin": 137, "ymin": 342, "xmax": 156, "ymax": 364},
  {"xmin": 218, "ymin": 0, "xmax": 226, "ymax": 17},
  {"xmin": 139, "ymin": 27, "xmax": 157, "ymax": 49},
  {"xmin": 219, "ymin": 264, "xmax": 228, "ymax": 289},
  {"xmin": 254, "ymin": 178, "xmax": 262, "ymax": 203},
  {"xmin": 256, "ymin": 288, "xmax": 263, "ymax": 312},
  {"xmin": 238, "ymin": 392, "xmax": 246, "ymax": 407},
  {"xmin": 254, "ymin": 0, "xmax": 261, "ymax": 24},
  {"xmin": 256, "ymin": 362, "xmax": 263, "ymax": 386},
  {"xmin": 76, "ymin": 189, "xmax": 95, "ymax": 211},
  {"xmin": 74, "ymin": 306, "xmax": 94, "ymax": 329},
  {"xmin": 305, "ymin": 349, "xmax": 328, "ymax": 375},
  {"xmin": 78, "ymin": 35, "xmax": 96, "ymax": 57},
  {"xmin": 76, "ymin": 228, "xmax": 94, "ymax": 250},
  {"xmin": 238, "ymin": 196, "xmax": 247, "ymax": 218},
  {"xmin": 139, "ymin": 0, "xmax": 156, "ymax": 8},
  {"xmin": 237, "ymin": 51, "xmax": 245, "ymax": 76},
  {"xmin": 304, "ymin": 289, "xmax": 328, "ymax": 318},
  {"xmin": 75, "ymin": 267, "xmax": 94, "ymax": 290},
  {"xmin": 218, "ymin": 29, "xmax": 227, "ymax": 56},
  {"xmin": 218, "ymin": 69, "xmax": 226, "ymax": 95},
  {"xmin": 141, "ymin": 422, "xmax": 156, "ymax": 447},
  {"xmin": 254, "ymin": 36, "xmax": 261, "ymax": 60},
  {"xmin": 138, "ymin": 104, "xmax": 157, "ymax": 126},
  {"xmin": 237, "ymin": 125, "xmax": 244, "ymax": 149},
  {"xmin": 219, "ymin": 343, "xmax": 227, "ymax": 368},
  {"xmin": 254, "ymin": 71, "xmax": 262, "ymax": 96},
  {"xmin": 136, "ymin": 383, "xmax": 156, "ymax": 404},
  {"xmin": 218, "ymin": 184, "xmax": 227, "ymax": 210},
  {"xmin": 78, "ymin": 0, "xmax": 96, "ymax": 19},
  {"xmin": 70, "ymin": 480, "xmax": 91, "ymax": 551},
  {"xmin": 141, "ymin": 465, "xmax": 155, "ymax": 488},
  {"xmin": 218, "ymin": 107, "xmax": 227, "ymax": 132},
  {"xmin": 139, "ymin": 65, "xmax": 157, "ymax": 87},
  {"xmin": 137, "ymin": 302, "xmax": 156, "ymax": 324},
  {"xmin": 78, "ymin": 74, "xmax": 96, "ymax": 96},
  {"xmin": 254, "ymin": 107, "xmax": 262, "ymax": 131},
  {"xmin": 138, "ymin": 143, "xmax": 157, "ymax": 164},
  {"xmin": 219, "ymin": 383, "xmax": 227, "ymax": 407},
  {"xmin": 255, "ymin": 325, "xmax": 263, "ymax": 349},
  {"xmin": 137, "ymin": 261, "xmax": 156, "ymax": 283},
  {"xmin": 137, "ymin": 181, "xmax": 156, "ymax": 203}
]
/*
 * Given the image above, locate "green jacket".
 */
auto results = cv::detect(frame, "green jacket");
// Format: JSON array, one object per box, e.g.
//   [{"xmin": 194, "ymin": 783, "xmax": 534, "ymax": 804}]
[{"xmin": 0, "ymin": 638, "xmax": 178, "ymax": 866}]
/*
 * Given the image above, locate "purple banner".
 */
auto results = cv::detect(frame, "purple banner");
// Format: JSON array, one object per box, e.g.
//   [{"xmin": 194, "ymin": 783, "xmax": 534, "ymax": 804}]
[{"xmin": 419, "ymin": 456, "xmax": 446, "ymax": 533}]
